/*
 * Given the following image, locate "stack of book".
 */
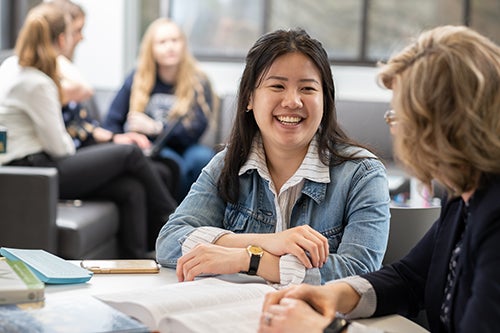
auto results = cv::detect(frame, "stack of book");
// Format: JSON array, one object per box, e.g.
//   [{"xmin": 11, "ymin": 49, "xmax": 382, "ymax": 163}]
[
  {"xmin": 1, "ymin": 246, "xmax": 96, "ymax": 305},
  {"xmin": 0, "ymin": 248, "xmax": 148, "ymax": 332},
  {"xmin": 0, "ymin": 257, "xmax": 44, "ymax": 305}
]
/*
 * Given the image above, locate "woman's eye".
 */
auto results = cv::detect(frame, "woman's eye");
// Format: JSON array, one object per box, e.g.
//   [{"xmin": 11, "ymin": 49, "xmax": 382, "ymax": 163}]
[{"xmin": 302, "ymin": 86, "xmax": 317, "ymax": 92}]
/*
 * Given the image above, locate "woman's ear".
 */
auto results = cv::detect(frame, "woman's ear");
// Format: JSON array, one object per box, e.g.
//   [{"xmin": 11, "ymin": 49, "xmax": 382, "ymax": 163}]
[
  {"xmin": 56, "ymin": 32, "xmax": 67, "ymax": 53},
  {"xmin": 247, "ymin": 96, "xmax": 253, "ymax": 110}
]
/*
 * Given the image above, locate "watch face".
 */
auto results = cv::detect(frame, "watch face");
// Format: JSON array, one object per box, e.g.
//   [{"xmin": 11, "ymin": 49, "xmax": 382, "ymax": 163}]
[{"xmin": 247, "ymin": 245, "xmax": 264, "ymax": 256}]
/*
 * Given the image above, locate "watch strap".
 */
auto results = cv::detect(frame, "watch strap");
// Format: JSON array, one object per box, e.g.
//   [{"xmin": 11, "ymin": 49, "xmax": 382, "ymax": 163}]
[
  {"xmin": 247, "ymin": 253, "xmax": 260, "ymax": 275},
  {"xmin": 323, "ymin": 317, "xmax": 350, "ymax": 333}
]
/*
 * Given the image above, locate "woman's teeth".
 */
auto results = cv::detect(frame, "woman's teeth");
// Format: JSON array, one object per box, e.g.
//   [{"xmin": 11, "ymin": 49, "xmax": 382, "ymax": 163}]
[{"xmin": 277, "ymin": 115, "xmax": 301, "ymax": 124}]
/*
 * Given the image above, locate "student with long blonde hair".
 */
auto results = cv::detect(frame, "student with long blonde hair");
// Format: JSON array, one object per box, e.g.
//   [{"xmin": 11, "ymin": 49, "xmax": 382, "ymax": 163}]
[
  {"xmin": 104, "ymin": 18, "xmax": 218, "ymax": 200},
  {"xmin": 0, "ymin": 3, "xmax": 177, "ymax": 258}
]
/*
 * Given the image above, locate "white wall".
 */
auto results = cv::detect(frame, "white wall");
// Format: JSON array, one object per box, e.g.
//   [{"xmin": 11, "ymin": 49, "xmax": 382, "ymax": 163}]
[
  {"xmin": 74, "ymin": 1, "xmax": 391, "ymax": 102},
  {"xmin": 73, "ymin": 0, "xmax": 127, "ymax": 89}
]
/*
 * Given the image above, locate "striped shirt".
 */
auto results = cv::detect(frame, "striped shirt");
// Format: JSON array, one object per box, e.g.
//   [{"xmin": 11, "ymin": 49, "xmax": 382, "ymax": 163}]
[{"xmin": 182, "ymin": 134, "xmax": 330, "ymax": 286}]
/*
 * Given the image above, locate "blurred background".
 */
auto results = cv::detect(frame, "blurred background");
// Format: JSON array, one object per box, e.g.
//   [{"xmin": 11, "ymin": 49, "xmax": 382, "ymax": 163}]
[{"xmin": 1, "ymin": 0, "xmax": 498, "ymax": 100}]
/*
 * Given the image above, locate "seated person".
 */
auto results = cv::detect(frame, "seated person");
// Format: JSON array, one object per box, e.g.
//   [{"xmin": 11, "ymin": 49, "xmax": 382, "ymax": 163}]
[
  {"xmin": 259, "ymin": 25, "xmax": 500, "ymax": 333},
  {"xmin": 0, "ymin": 3, "xmax": 176, "ymax": 258},
  {"xmin": 155, "ymin": 28, "xmax": 390, "ymax": 286},
  {"xmin": 104, "ymin": 18, "xmax": 218, "ymax": 201},
  {"xmin": 53, "ymin": 0, "xmax": 179, "ymax": 192}
]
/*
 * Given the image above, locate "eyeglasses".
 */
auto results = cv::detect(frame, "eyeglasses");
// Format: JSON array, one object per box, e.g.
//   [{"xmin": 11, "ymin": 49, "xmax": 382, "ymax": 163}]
[{"xmin": 384, "ymin": 109, "xmax": 397, "ymax": 127}]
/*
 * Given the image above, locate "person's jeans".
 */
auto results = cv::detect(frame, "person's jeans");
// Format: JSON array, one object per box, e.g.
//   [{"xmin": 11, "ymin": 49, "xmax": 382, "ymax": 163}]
[{"xmin": 159, "ymin": 144, "xmax": 215, "ymax": 201}]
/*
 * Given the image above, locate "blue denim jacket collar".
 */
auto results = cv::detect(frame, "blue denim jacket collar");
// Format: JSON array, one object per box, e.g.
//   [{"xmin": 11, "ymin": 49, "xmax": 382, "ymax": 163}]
[{"xmin": 239, "ymin": 133, "xmax": 331, "ymax": 185}]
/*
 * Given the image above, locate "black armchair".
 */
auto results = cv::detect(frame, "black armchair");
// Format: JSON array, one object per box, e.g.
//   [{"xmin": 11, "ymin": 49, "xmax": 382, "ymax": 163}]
[{"xmin": 0, "ymin": 166, "xmax": 121, "ymax": 259}]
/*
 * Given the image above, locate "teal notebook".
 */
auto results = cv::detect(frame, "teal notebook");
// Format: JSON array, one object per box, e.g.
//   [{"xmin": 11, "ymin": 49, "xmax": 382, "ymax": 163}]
[{"xmin": 0, "ymin": 248, "xmax": 92, "ymax": 284}]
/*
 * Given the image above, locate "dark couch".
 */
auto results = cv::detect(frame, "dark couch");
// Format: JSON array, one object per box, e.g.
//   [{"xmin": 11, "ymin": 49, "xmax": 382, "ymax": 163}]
[{"xmin": 0, "ymin": 166, "xmax": 121, "ymax": 259}]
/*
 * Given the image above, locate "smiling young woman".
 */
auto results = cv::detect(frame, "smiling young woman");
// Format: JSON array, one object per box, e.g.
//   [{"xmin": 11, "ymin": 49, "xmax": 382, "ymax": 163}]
[{"xmin": 155, "ymin": 28, "xmax": 390, "ymax": 288}]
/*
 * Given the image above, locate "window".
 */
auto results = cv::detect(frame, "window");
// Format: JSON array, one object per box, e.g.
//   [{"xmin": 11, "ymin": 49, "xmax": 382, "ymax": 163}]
[
  {"xmin": 1, "ymin": 0, "xmax": 499, "ymax": 66},
  {"xmin": 164, "ymin": 0, "xmax": 499, "ymax": 64},
  {"xmin": 367, "ymin": 0, "xmax": 462, "ymax": 61},
  {"xmin": 170, "ymin": 0, "xmax": 265, "ymax": 59},
  {"xmin": 268, "ymin": 1, "xmax": 364, "ymax": 61}
]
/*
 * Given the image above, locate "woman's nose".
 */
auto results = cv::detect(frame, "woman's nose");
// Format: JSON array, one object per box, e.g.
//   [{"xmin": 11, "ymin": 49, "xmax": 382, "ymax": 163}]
[{"xmin": 281, "ymin": 90, "xmax": 303, "ymax": 109}]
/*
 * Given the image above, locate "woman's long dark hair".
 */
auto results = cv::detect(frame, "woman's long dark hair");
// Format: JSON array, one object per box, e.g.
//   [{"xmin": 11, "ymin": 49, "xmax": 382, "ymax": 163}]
[{"xmin": 218, "ymin": 28, "xmax": 371, "ymax": 203}]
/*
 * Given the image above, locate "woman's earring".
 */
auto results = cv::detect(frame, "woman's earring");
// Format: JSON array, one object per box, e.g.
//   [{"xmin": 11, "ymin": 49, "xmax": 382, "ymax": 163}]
[{"xmin": 245, "ymin": 109, "xmax": 253, "ymax": 113}]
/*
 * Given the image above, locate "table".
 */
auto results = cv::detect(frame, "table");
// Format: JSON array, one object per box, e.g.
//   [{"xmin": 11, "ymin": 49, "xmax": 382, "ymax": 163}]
[
  {"xmin": 45, "ymin": 262, "xmax": 179, "ymax": 297},
  {"xmin": 41, "ymin": 263, "xmax": 430, "ymax": 333}
]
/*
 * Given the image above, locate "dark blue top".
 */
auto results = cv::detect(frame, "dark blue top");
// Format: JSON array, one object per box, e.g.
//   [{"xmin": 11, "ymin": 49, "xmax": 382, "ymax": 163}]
[
  {"xmin": 103, "ymin": 70, "xmax": 214, "ymax": 153},
  {"xmin": 362, "ymin": 174, "xmax": 500, "ymax": 332}
]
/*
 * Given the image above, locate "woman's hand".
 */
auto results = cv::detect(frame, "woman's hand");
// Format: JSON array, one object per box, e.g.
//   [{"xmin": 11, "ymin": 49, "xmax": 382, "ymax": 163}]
[
  {"xmin": 113, "ymin": 132, "xmax": 152, "ymax": 149},
  {"xmin": 92, "ymin": 127, "xmax": 114, "ymax": 143},
  {"xmin": 176, "ymin": 243, "xmax": 248, "ymax": 282},
  {"xmin": 258, "ymin": 297, "xmax": 331, "ymax": 333},
  {"xmin": 263, "ymin": 225, "xmax": 329, "ymax": 268},
  {"xmin": 262, "ymin": 284, "xmax": 336, "ymax": 318},
  {"xmin": 127, "ymin": 111, "xmax": 163, "ymax": 136},
  {"xmin": 262, "ymin": 282, "xmax": 360, "ymax": 318}
]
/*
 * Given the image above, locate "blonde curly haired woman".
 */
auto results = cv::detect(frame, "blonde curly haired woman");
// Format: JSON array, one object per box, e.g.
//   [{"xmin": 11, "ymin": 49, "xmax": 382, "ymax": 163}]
[
  {"xmin": 259, "ymin": 25, "xmax": 500, "ymax": 333},
  {"xmin": 104, "ymin": 18, "xmax": 218, "ymax": 201}
]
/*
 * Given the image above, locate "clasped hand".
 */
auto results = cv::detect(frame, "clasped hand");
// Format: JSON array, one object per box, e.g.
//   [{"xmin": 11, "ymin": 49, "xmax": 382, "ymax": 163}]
[
  {"xmin": 176, "ymin": 225, "xmax": 329, "ymax": 281},
  {"xmin": 260, "ymin": 225, "xmax": 329, "ymax": 269},
  {"xmin": 259, "ymin": 283, "xmax": 360, "ymax": 332},
  {"xmin": 258, "ymin": 284, "xmax": 336, "ymax": 333}
]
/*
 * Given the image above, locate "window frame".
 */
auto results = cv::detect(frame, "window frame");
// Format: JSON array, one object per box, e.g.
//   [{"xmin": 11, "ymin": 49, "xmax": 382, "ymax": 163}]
[{"xmin": 166, "ymin": 0, "xmax": 477, "ymax": 65}]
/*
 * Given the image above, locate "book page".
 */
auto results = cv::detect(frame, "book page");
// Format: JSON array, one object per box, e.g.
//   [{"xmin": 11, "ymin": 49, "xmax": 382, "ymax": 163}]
[
  {"xmin": 95, "ymin": 277, "xmax": 276, "ymax": 332},
  {"xmin": 161, "ymin": 297, "xmax": 264, "ymax": 333}
]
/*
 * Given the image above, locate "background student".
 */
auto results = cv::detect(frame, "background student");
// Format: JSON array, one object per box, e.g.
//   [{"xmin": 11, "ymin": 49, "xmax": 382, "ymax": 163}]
[
  {"xmin": 104, "ymin": 18, "xmax": 218, "ymax": 201},
  {"xmin": 50, "ymin": 0, "xmax": 178, "ymax": 192},
  {"xmin": 0, "ymin": 2, "xmax": 177, "ymax": 258},
  {"xmin": 259, "ymin": 25, "xmax": 500, "ymax": 333},
  {"xmin": 156, "ymin": 28, "xmax": 390, "ymax": 286}
]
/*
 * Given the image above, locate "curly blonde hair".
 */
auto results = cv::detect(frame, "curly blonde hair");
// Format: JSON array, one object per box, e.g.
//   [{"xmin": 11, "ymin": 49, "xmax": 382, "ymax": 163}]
[
  {"xmin": 378, "ymin": 25, "xmax": 500, "ymax": 196},
  {"xmin": 130, "ymin": 18, "xmax": 215, "ymax": 122}
]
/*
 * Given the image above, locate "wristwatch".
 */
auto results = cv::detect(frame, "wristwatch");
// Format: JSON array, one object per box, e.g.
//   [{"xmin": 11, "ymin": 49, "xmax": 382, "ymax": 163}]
[
  {"xmin": 323, "ymin": 317, "xmax": 350, "ymax": 333},
  {"xmin": 246, "ymin": 245, "xmax": 264, "ymax": 275}
]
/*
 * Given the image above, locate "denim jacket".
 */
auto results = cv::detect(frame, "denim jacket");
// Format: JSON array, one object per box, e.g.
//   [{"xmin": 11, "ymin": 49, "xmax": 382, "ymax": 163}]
[{"xmin": 156, "ymin": 147, "xmax": 390, "ymax": 284}]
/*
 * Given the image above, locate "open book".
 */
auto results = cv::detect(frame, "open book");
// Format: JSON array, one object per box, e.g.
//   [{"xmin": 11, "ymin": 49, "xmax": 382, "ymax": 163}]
[{"xmin": 95, "ymin": 277, "xmax": 276, "ymax": 333}]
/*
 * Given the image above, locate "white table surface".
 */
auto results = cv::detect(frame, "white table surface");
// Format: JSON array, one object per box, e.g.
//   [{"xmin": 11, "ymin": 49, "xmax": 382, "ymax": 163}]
[{"xmin": 44, "ymin": 262, "xmax": 429, "ymax": 333}]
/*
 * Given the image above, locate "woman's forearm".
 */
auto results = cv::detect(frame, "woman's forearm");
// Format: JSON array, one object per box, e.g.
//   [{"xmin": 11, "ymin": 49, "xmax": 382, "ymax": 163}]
[{"xmin": 215, "ymin": 233, "xmax": 281, "ymax": 283}]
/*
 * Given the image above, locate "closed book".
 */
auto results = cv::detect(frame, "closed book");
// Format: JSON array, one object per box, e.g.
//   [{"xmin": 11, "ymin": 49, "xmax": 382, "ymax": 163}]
[
  {"xmin": 0, "ymin": 247, "xmax": 92, "ymax": 284},
  {"xmin": 0, "ymin": 258, "xmax": 44, "ymax": 305}
]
